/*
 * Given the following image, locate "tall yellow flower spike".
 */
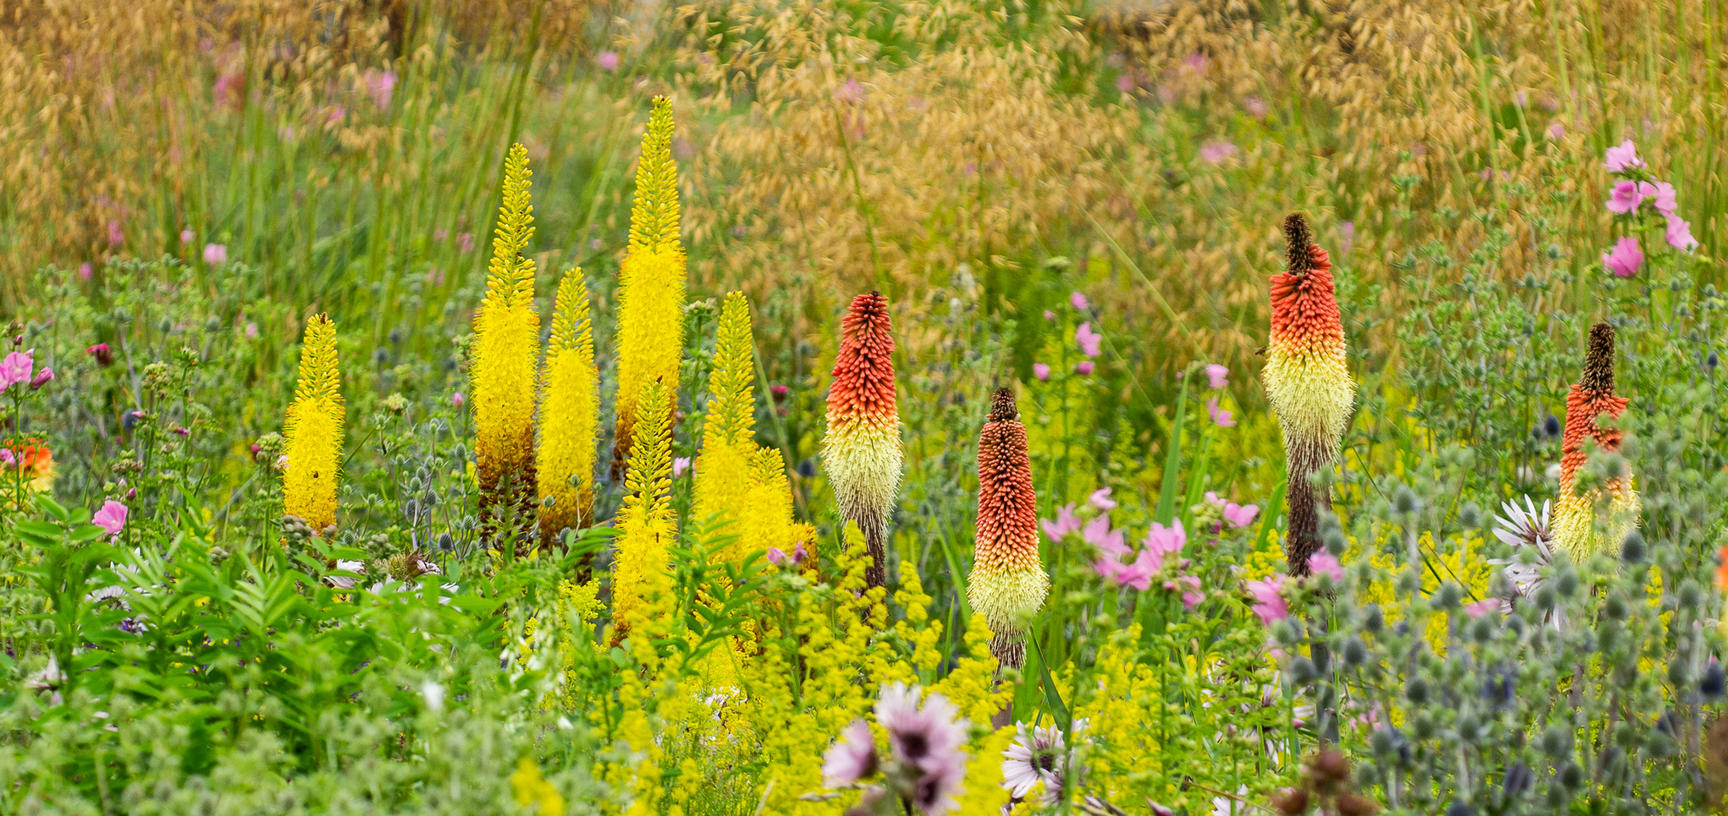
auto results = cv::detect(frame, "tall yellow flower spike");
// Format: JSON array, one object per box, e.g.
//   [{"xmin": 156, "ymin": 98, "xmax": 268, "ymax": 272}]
[
  {"xmin": 612, "ymin": 96, "xmax": 685, "ymax": 478},
  {"xmin": 612, "ymin": 379, "xmax": 677, "ymax": 644},
  {"xmin": 473, "ymin": 142, "xmax": 541, "ymax": 548},
  {"xmin": 282, "ymin": 313, "xmax": 344, "ymax": 534},
  {"xmin": 537, "ymin": 270, "xmax": 600, "ymax": 546},
  {"xmin": 694, "ymin": 292, "xmax": 759, "ymax": 546}
]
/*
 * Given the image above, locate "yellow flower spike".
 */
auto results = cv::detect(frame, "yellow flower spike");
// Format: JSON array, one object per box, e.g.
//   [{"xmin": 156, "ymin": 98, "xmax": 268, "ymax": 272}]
[
  {"xmin": 536, "ymin": 270, "xmax": 600, "ymax": 546},
  {"xmin": 612, "ymin": 96, "xmax": 686, "ymax": 478},
  {"xmin": 473, "ymin": 142, "xmax": 541, "ymax": 549},
  {"xmin": 1262, "ymin": 213, "xmax": 1355, "ymax": 575},
  {"xmin": 509, "ymin": 757, "xmax": 565, "ymax": 815},
  {"xmin": 282, "ymin": 313, "xmax": 344, "ymax": 534},
  {"xmin": 611, "ymin": 379, "xmax": 677, "ymax": 645},
  {"xmin": 693, "ymin": 291, "xmax": 757, "ymax": 543}
]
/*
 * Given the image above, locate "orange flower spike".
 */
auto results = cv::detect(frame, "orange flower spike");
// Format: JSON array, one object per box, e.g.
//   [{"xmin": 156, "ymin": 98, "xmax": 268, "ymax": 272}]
[
  {"xmin": 1553, "ymin": 322, "xmax": 1639, "ymax": 560},
  {"xmin": 966, "ymin": 387, "xmax": 1048, "ymax": 670},
  {"xmin": 820, "ymin": 291, "xmax": 903, "ymax": 589}
]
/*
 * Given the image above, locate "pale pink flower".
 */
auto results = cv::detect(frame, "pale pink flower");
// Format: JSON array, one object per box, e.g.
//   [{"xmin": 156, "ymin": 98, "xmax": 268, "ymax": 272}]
[
  {"xmin": 0, "ymin": 449, "xmax": 13, "ymax": 465},
  {"xmin": 457, "ymin": 232, "xmax": 474, "ymax": 253},
  {"xmin": 1465, "ymin": 599, "xmax": 1499, "ymax": 618},
  {"xmin": 107, "ymin": 220, "xmax": 124, "ymax": 247},
  {"xmin": 1604, "ymin": 140, "xmax": 1643, "ymax": 173},
  {"xmin": 1042, "ymin": 310, "xmax": 1056, "ymax": 321},
  {"xmin": 1339, "ymin": 220, "xmax": 1356, "ymax": 256},
  {"xmin": 0, "ymin": 350, "xmax": 33, "ymax": 390},
  {"xmin": 1606, "ymin": 180, "xmax": 1654, "ymax": 215},
  {"xmin": 93, "ymin": 501, "xmax": 128, "ymax": 536},
  {"xmin": 1307, "ymin": 551, "xmax": 1343, "ymax": 582},
  {"xmin": 1603, "ymin": 236, "xmax": 1644, "ymax": 278},
  {"xmin": 30, "ymin": 367, "xmax": 53, "ymax": 390},
  {"xmin": 1069, "ymin": 291, "xmax": 1089, "ymax": 311},
  {"xmin": 1203, "ymin": 363, "xmax": 1228, "ymax": 389},
  {"xmin": 451, "ymin": 392, "xmax": 466, "ymax": 410},
  {"xmin": 1666, "ymin": 215, "xmax": 1698, "ymax": 251},
  {"xmin": 1082, "ymin": 515, "xmax": 1128, "ymax": 557},
  {"xmin": 179, "ymin": 228, "xmax": 195, "ymax": 244},
  {"xmin": 1207, "ymin": 396, "xmax": 1235, "ymax": 427},
  {"xmin": 1032, "ymin": 363, "xmax": 1050, "ymax": 381},
  {"xmin": 1650, "ymin": 181, "xmax": 1678, "ymax": 215},
  {"xmin": 1247, "ymin": 577, "xmax": 1288, "ymax": 624},
  {"xmin": 673, "ymin": 457, "xmax": 691, "ymax": 476},
  {"xmin": 595, "ymin": 51, "xmax": 620, "ymax": 72},
  {"xmin": 78, "ymin": 262, "xmax": 93, "ymax": 282},
  {"xmin": 822, "ymin": 719, "xmax": 878, "ymax": 786},
  {"xmin": 1076, "ymin": 361, "xmax": 1094, "ymax": 376},
  {"xmin": 364, "ymin": 69, "xmax": 397, "ymax": 111},
  {"xmin": 1546, "ymin": 122, "xmax": 1566, "ymax": 140},
  {"xmin": 1114, "ymin": 73, "xmax": 1135, "ymax": 93},
  {"xmin": 1223, "ymin": 501, "xmax": 1259, "ymax": 529},
  {"xmin": 1243, "ymin": 95, "xmax": 1268, "ymax": 118},
  {"xmin": 1001, "ymin": 721, "xmax": 1076, "ymax": 803},
  {"xmin": 875, "ymin": 684, "xmax": 967, "ymax": 813},
  {"xmin": 1040, "ymin": 504, "xmax": 1081, "ymax": 540},
  {"xmin": 1141, "ymin": 519, "xmax": 1186, "ymax": 559},
  {"xmin": 202, "ymin": 243, "xmax": 227, "ymax": 265},
  {"xmin": 834, "ymin": 78, "xmax": 864, "ymax": 104},
  {"xmin": 1075, "ymin": 323, "xmax": 1102, "ymax": 357},
  {"xmin": 1088, "ymin": 487, "xmax": 1116, "ymax": 511},
  {"xmin": 1198, "ymin": 139, "xmax": 1237, "ymax": 164}
]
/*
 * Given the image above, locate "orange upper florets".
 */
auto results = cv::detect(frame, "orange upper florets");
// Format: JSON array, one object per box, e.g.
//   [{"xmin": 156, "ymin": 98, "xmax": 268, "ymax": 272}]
[
  {"xmin": 827, "ymin": 292, "xmax": 898, "ymax": 421},
  {"xmin": 1269, "ymin": 245, "xmax": 1343, "ymax": 350},
  {"xmin": 975, "ymin": 390, "xmax": 1038, "ymax": 571}
]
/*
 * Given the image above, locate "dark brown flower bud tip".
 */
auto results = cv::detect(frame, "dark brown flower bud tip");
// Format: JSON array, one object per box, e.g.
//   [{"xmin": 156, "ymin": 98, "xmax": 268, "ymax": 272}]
[
  {"xmin": 1309, "ymin": 748, "xmax": 1350, "ymax": 782},
  {"xmin": 989, "ymin": 387, "xmax": 1018, "ymax": 422},
  {"xmin": 1582, "ymin": 321, "xmax": 1615, "ymax": 393},
  {"xmin": 1284, "ymin": 213, "xmax": 1313, "ymax": 276},
  {"xmin": 1271, "ymin": 787, "xmax": 1310, "ymax": 816}
]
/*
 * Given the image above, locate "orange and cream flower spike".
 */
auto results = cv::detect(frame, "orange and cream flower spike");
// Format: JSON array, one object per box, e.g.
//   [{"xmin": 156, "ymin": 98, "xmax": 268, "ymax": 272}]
[
  {"xmin": 967, "ymin": 387, "xmax": 1048, "ymax": 669},
  {"xmin": 1552, "ymin": 322, "xmax": 1640, "ymax": 560},
  {"xmin": 1262, "ymin": 213, "xmax": 1354, "ymax": 576},
  {"xmin": 282, "ymin": 313, "xmax": 344, "ymax": 535},
  {"xmin": 821, "ymin": 291, "xmax": 902, "ymax": 589}
]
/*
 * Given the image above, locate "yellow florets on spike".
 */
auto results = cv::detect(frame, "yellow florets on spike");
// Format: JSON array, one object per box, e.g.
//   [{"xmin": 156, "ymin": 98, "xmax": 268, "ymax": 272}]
[
  {"xmin": 473, "ymin": 142, "xmax": 542, "ymax": 546},
  {"xmin": 612, "ymin": 96, "xmax": 686, "ymax": 477},
  {"xmin": 537, "ymin": 270, "xmax": 600, "ymax": 545},
  {"xmin": 612, "ymin": 379, "xmax": 677, "ymax": 644},
  {"xmin": 282, "ymin": 313, "xmax": 344, "ymax": 534}
]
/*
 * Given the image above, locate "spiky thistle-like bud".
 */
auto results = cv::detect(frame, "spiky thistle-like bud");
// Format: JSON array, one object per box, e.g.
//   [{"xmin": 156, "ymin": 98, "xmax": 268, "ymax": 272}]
[
  {"xmin": 1263, "ymin": 213, "xmax": 1355, "ymax": 576},
  {"xmin": 612, "ymin": 379, "xmax": 677, "ymax": 644},
  {"xmin": 282, "ymin": 313, "xmax": 344, "ymax": 534},
  {"xmin": 537, "ymin": 270, "xmax": 600, "ymax": 546},
  {"xmin": 612, "ymin": 96, "xmax": 685, "ymax": 478},
  {"xmin": 821, "ymin": 291, "xmax": 903, "ymax": 589},
  {"xmin": 1553, "ymin": 322, "xmax": 1640, "ymax": 560},
  {"xmin": 472, "ymin": 143, "xmax": 541, "ymax": 548},
  {"xmin": 967, "ymin": 387, "xmax": 1048, "ymax": 669}
]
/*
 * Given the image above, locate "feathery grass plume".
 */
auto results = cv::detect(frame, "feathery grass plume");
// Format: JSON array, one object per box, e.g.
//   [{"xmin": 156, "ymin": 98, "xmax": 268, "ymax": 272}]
[
  {"xmin": 967, "ymin": 388, "xmax": 1048, "ymax": 670},
  {"xmin": 821, "ymin": 290, "xmax": 903, "ymax": 589},
  {"xmin": 612, "ymin": 379, "xmax": 677, "ymax": 644},
  {"xmin": 282, "ymin": 314, "xmax": 344, "ymax": 535},
  {"xmin": 611, "ymin": 96, "xmax": 685, "ymax": 478},
  {"xmin": 472, "ymin": 142, "xmax": 542, "ymax": 549},
  {"xmin": 1553, "ymin": 322, "xmax": 1641, "ymax": 560},
  {"xmin": 536, "ymin": 270, "xmax": 600, "ymax": 546},
  {"xmin": 1262, "ymin": 213, "xmax": 1355, "ymax": 576}
]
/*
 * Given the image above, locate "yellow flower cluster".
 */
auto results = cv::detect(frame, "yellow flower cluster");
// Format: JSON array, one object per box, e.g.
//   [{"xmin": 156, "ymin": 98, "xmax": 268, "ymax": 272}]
[
  {"xmin": 473, "ymin": 142, "xmax": 542, "ymax": 545},
  {"xmin": 536, "ymin": 271, "xmax": 600, "ymax": 544},
  {"xmin": 612, "ymin": 379, "xmax": 676, "ymax": 643},
  {"xmin": 282, "ymin": 313, "xmax": 343, "ymax": 534},
  {"xmin": 613, "ymin": 96, "xmax": 686, "ymax": 476}
]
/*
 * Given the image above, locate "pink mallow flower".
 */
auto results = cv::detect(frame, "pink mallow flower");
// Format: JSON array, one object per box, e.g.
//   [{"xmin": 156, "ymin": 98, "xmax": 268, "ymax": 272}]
[
  {"xmin": 1075, "ymin": 323, "xmax": 1102, "ymax": 358},
  {"xmin": 1606, "ymin": 180, "xmax": 1654, "ymax": 215},
  {"xmin": 0, "ymin": 350, "xmax": 33, "ymax": 390},
  {"xmin": 1070, "ymin": 291, "xmax": 1089, "ymax": 311},
  {"xmin": 202, "ymin": 243, "xmax": 228, "ymax": 265},
  {"xmin": 1204, "ymin": 363, "xmax": 1229, "ymax": 389},
  {"xmin": 673, "ymin": 457, "xmax": 691, "ymax": 476},
  {"xmin": 1198, "ymin": 139, "xmax": 1237, "ymax": 164},
  {"xmin": 595, "ymin": 51, "xmax": 620, "ymax": 72},
  {"xmin": 1604, "ymin": 139, "xmax": 1643, "ymax": 173},
  {"xmin": 1204, "ymin": 491, "xmax": 1260, "ymax": 529},
  {"xmin": 1075, "ymin": 361, "xmax": 1095, "ymax": 376},
  {"xmin": 1082, "ymin": 515, "xmax": 1128, "ymax": 558},
  {"xmin": 1040, "ymin": 504, "xmax": 1081, "ymax": 541},
  {"xmin": 1651, "ymin": 181, "xmax": 1678, "ymax": 216},
  {"xmin": 1088, "ymin": 488, "xmax": 1116, "ymax": 511},
  {"xmin": 364, "ymin": 69, "xmax": 397, "ymax": 111},
  {"xmin": 1666, "ymin": 215, "xmax": 1698, "ymax": 251},
  {"xmin": 1603, "ymin": 236, "xmax": 1644, "ymax": 278},
  {"xmin": 92, "ymin": 501, "xmax": 129, "ymax": 536},
  {"xmin": 30, "ymin": 367, "xmax": 53, "ymax": 390},
  {"xmin": 1247, "ymin": 577, "xmax": 1289, "ymax": 624},
  {"xmin": 1465, "ymin": 599, "xmax": 1499, "ymax": 618},
  {"xmin": 1207, "ymin": 396, "xmax": 1235, "ymax": 427},
  {"xmin": 1307, "ymin": 551, "xmax": 1344, "ymax": 582},
  {"xmin": 1032, "ymin": 363, "xmax": 1050, "ymax": 382}
]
